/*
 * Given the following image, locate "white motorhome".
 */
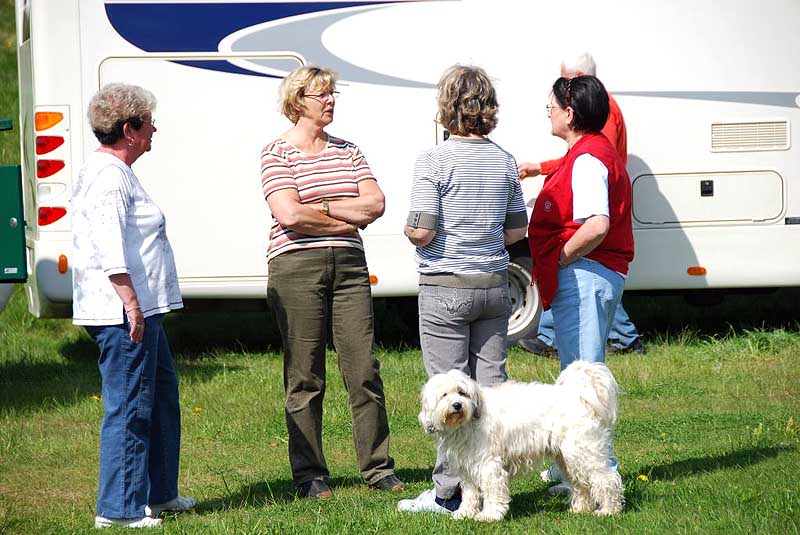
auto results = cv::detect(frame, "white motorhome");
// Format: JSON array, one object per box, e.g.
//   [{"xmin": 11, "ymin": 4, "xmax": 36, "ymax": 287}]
[{"xmin": 8, "ymin": 0, "xmax": 800, "ymax": 340}]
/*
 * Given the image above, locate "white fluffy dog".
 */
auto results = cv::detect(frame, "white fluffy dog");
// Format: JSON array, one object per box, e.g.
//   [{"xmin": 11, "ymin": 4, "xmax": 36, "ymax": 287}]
[{"xmin": 418, "ymin": 361, "xmax": 623, "ymax": 521}]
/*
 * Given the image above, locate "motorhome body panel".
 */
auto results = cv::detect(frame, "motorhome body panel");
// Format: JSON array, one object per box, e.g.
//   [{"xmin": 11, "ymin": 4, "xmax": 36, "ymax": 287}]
[{"xmin": 17, "ymin": 0, "xmax": 800, "ymax": 318}]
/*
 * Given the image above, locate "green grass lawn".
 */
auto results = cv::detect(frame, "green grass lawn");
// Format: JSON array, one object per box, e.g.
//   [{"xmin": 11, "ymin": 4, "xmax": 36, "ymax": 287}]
[
  {"xmin": 1, "ymin": 285, "xmax": 799, "ymax": 534},
  {"xmin": 0, "ymin": 0, "xmax": 19, "ymax": 163},
  {"xmin": 1, "ymin": 1, "xmax": 799, "ymax": 531}
]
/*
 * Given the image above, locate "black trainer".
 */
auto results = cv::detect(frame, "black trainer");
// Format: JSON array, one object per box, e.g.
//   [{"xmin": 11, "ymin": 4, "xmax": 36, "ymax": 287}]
[
  {"xmin": 517, "ymin": 337, "xmax": 558, "ymax": 359},
  {"xmin": 608, "ymin": 338, "xmax": 646, "ymax": 355}
]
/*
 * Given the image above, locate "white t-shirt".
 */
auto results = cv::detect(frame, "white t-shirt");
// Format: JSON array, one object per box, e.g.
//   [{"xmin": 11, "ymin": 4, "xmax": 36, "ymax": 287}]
[
  {"xmin": 571, "ymin": 153, "xmax": 609, "ymax": 223},
  {"xmin": 71, "ymin": 151, "xmax": 182, "ymax": 325}
]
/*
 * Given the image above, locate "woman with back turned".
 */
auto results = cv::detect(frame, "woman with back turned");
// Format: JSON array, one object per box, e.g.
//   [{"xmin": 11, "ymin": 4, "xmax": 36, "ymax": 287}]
[{"xmin": 398, "ymin": 64, "xmax": 528, "ymax": 514}]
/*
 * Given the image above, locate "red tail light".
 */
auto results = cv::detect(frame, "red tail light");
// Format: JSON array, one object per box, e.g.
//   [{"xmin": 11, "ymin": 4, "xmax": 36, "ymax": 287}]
[
  {"xmin": 36, "ymin": 135, "xmax": 65, "ymax": 155},
  {"xmin": 38, "ymin": 207, "xmax": 67, "ymax": 226},
  {"xmin": 37, "ymin": 159, "xmax": 65, "ymax": 178}
]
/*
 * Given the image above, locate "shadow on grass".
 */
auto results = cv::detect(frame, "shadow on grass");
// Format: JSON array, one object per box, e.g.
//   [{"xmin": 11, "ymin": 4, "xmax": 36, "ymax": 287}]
[
  {"xmin": 0, "ymin": 336, "xmax": 244, "ymax": 413},
  {"xmin": 502, "ymin": 445, "xmax": 793, "ymax": 519},
  {"xmin": 622, "ymin": 445, "xmax": 791, "ymax": 511},
  {"xmin": 634, "ymin": 445, "xmax": 790, "ymax": 481},
  {"xmin": 164, "ymin": 296, "xmax": 421, "ymax": 354},
  {"xmin": 623, "ymin": 287, "xmax": 800, "ymax": 342},
  {"xmin": 198, "ymin": 477, "xmax": 298, "ymax": 510},
  {"xmin": 198, "ymin": 469, "xmax": 430, "ymax": 512}
]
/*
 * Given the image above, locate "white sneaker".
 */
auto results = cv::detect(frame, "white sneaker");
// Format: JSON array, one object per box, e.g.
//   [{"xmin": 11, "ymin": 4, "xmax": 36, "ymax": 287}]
[
  {"xmin": 145, "ymin": 495, "xmax": 196, "ymax": 517},
  {"xmin": 546, "ymin": 482, "xmax": 573, "ymax": 496},
  {"xmin": 397, "ymin": 489, "xmax": 451, "ymax": 514},
  {"xmin": 94, "ymin": 516, "xmax": 163, "ymax": 528},
  {"xmin": 540, "ymin": 464, "xmax": 563, "ymax": 483}
]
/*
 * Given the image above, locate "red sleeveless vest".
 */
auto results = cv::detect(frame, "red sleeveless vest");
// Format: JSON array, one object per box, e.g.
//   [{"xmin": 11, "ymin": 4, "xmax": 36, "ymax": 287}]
[{"xmin": 528, "ymin": 133, "xmax": 634, "ymax": 309}]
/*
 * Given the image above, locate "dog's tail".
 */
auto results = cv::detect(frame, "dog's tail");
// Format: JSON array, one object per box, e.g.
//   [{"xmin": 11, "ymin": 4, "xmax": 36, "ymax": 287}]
[{"xmin": 556, "ymin": 361, "xmax": 619, "ymax": 426}]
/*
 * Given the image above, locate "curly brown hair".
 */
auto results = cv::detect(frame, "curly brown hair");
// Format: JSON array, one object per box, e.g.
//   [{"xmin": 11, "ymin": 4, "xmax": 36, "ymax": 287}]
[{"xmin": 436, "ymin": 65, "xmax": 498, "ymax": 136}]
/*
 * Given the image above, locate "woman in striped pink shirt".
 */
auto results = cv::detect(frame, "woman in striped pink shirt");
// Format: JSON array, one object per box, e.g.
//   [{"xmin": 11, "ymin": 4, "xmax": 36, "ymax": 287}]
[{"xmin": 260, "ymin": 65, "xmax": 404, "ymax": 499}]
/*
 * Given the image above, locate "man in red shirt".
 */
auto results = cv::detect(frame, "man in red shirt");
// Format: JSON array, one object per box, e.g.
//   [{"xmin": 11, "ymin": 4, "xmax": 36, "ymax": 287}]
[{"xmin": 518, "ymin": 52, "xmax": 645, "ymax": 360}]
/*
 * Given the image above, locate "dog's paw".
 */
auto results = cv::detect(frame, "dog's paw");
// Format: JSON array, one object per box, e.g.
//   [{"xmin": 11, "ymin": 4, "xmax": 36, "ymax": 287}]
[
  {"xmin": 452, "ymin": 508, "xmax": 471, "ymax": 521},
  {"xmin": 474, "ymin": 510, "xmax": 504, "ymax": 523},
  {"xmin": 594, "ymin": 504, "xmax": 623, "ymax": 516}
]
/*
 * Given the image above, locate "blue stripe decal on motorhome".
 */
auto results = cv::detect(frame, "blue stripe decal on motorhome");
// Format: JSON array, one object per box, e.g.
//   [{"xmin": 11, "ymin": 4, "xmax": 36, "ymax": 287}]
[
  {"xmin": 104, "ymin": 1, "xmax": 426, "ymax": 82},
  {"xmin": 105, "ymin": 2, "xmax": 392, "ymax": 53}
]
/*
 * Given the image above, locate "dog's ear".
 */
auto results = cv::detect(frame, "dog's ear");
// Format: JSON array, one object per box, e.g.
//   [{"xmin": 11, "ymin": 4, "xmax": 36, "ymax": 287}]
[
  {"xmin": 418, "ymin": 382, "xmax": 437, "ymax": 434},
  {"xmin": 471, "ymin": 381, "xmax": 483, "ymax": 420}
]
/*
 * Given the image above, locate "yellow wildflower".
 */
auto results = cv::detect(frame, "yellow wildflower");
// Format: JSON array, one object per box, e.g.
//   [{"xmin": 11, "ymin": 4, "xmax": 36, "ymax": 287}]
[
  {"xmin": 637, "ymin": 474, "xmax": 649, "ymax": 481},
  {"xmin": 192, "ymin": 406, "xmax": 204, "ymax": 415}
]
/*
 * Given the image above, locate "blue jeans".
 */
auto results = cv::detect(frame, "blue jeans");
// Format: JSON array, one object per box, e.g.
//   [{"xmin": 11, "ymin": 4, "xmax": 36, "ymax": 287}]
[
  {"xmin": 549, "ymin": 258, "xmax": 624, "ymax": 371},
  {"xmin": 85, "ymin": 314, "xmax": 181, "ymax": 518},
  {"xmin": 549, "ymin": 259, "xmax": 623, "ymax": 473},
  {"xmin": 538, "ymin": 302, "xmax": 639, "ymax": 350},
  {"xmin": 418, "ymin": 283, "xmax": 510, "ymax": 499}
]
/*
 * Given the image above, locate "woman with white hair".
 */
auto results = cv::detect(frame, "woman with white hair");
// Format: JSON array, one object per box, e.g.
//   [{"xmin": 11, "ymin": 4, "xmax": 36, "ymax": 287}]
[
  {"xmin": 260, "ymin": 65, "xmax": 404, "ymax": 499},
  {"xmin": 72, "ymin": 83, "xmax": 195, "ymax": 528},
  {"xmin": 398, "ymin": 64, "xmax": 528, "ymax": 514}
]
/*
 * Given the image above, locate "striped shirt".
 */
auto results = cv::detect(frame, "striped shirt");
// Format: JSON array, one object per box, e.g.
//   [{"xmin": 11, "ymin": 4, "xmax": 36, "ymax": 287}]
[
  {"xmin": 260, "ymin": 136, "xmax": 374, "ymax": 261},
  {"xmin": 408, "ymin": 137, "xmax": 527, "ymax": 276}
]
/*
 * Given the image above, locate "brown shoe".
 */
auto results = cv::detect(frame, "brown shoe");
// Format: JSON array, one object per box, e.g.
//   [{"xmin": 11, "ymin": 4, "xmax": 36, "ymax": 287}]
[
  {"xmin": 298, "ymin": 478, "xmax": 333, "ymax": 499},
  {"xmin": 369, "ymin": 474, "xmax": 405, "ymax": 491}
]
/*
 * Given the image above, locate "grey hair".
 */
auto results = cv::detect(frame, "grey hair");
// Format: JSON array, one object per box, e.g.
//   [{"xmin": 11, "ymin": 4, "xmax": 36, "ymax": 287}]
[
  {"xmin": 561, "ymin": 52, "xmax": 597, "ymax": 77},
  {"xmin": 88, "ymin": 83, "xmax": 156, "ymax": 134}
]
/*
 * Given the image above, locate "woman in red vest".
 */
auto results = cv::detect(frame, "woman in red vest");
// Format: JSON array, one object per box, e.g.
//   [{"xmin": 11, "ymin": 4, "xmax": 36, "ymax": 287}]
[
  {"xmin": 528, "ymin": 75, "xmax": 634, "ymax": 370},
  {"xmin": 528, "ymin": 75, "xmax": 633, "ymax": 496}
]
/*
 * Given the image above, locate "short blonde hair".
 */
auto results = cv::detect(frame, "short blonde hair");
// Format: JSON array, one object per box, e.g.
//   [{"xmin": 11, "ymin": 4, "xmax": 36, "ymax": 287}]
[
  {"xmin": 279, "ymin": 65, "xmax": 337, "ymax": 124},
  {"xmin": 88, "ymin": 83, "xmax": 156, "ymax": 145},
  {"xmin": 436, "ymin": 65, "xmax": 498, "ymax": 136}
]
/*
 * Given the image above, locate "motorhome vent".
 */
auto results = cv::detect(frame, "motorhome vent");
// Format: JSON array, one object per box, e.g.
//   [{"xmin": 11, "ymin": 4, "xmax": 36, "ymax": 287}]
[{"xmin": 711, "ymin": 121, "xmax": 789, "ymax": 152}]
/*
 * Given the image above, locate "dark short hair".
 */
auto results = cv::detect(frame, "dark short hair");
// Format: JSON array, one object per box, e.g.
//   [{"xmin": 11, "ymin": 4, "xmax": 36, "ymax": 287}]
[
  {"xmin": 93, "ymin": 116, "xmax": 144, "ymax": 145},
  {"xmin": 552, "ymin": 75, "xmax": 609, "ymax": 133}
]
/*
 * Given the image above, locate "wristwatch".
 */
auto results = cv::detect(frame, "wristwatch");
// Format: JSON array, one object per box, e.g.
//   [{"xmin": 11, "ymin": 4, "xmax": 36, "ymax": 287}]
[{"xmin": 321, "ymin": 199, "xmax": 330, "ymax": 216}]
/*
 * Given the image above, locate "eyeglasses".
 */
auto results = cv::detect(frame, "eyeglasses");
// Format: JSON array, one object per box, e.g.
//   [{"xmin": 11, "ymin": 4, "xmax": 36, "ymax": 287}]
[
  {"xmin": 305, "ymin": 90, "xmax": 340, "ymax": 101},
  {"xmin": 545, "ymin": 104, "xmax": 559, "ymax": 118},
  {"xmin": 140, "ymin": 116, "xmax": 156, "ymax": 127}
]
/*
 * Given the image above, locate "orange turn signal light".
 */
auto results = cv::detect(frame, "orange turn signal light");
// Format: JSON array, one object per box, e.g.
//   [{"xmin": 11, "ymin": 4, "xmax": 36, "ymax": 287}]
[
  {"xmin": 369, "ymin": 275, "xmax": 378, "ymax": 285},
  {"xmin": 687, "ymin": 266, "xmax": 707, "ymax": 276},
  {"xmin": 35, "ymin": 111, "xmax": 64, "ymax": 131},
  {"xmin": 58, "ymin": 255, "xmax": 68, "ymax": 274}
]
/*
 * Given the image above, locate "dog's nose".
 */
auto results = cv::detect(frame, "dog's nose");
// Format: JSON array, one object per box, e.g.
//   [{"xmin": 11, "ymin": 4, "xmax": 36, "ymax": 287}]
[{"xmin": 452, "ymin": 401, "xmax": 462, "ymax": 411}]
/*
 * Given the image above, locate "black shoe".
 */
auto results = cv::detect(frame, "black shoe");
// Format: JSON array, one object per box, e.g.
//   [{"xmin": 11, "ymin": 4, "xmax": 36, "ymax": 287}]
[
  {"xmin": 298, "ymin": 478, "xmax": 333, "ymax": 499},
  {"xmin": 369, "ymin": 474, "xmax": 405, "ymax": 491},
  {"xmin": 518, "ymin": 337, "xmax": 558, "ymax": 359},
  {"xmin": 609, "ymin": 338, "xmax": 646, "ymax": 355}
]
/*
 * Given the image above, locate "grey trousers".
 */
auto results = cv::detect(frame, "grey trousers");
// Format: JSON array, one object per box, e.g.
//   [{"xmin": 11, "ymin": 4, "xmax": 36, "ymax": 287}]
[
  {"xmin": 418, "ymin": 283, "xmax": 510, "ymax": 499},
  {"xmin": 267, "ymin": 247, "xmax": 395, "ymax": 486}
]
